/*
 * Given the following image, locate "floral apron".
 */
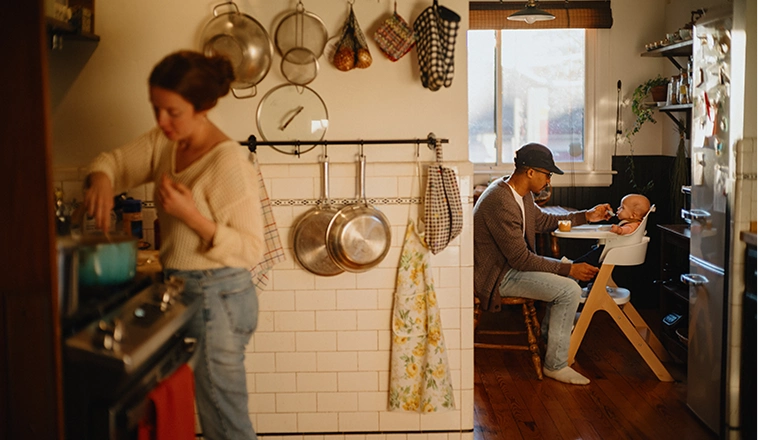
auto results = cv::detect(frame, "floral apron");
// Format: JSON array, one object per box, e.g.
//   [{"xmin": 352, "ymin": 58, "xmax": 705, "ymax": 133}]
[{"xmin": 388, "ymin": 221, "xmax": 455, "ymax": 412}]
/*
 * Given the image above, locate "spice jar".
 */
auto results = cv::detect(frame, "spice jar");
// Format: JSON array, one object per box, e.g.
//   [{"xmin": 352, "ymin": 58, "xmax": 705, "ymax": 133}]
[{"xmin": 122, "ymin": 199, "xmax": 143, "ymax": 239}]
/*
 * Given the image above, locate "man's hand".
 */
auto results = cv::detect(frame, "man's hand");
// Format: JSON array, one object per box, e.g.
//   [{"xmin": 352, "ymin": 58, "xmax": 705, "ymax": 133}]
[
  {"xmin": 585, "ymin": 203, "xmax": 613, "ymax": 223},
  {"xmin": 569, "ymin": 262, "xmax": 599, "ymax": 282}
]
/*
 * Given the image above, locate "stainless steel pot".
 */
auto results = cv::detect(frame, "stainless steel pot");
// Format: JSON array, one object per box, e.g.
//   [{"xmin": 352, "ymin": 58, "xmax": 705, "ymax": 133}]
[
  {"xmin": 293, "ymin": 159, "xmax": 344, "ymax": 276},
  {"xmin": 326, "ymin": 155, "xmax": 391, "ymax": 272},
  {"xmin": 201, "ymin": 1, "xmax": 273, "ymax": 98}
]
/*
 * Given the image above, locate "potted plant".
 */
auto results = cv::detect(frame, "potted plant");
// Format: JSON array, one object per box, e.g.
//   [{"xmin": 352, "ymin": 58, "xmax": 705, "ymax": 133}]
[
  {"xmin": 619, "ymin": 75, "xmax": 669, "ymax": 195},
  {"xmin": 628, "ymin": 75, "xmax": 669, "ymax": 139}
]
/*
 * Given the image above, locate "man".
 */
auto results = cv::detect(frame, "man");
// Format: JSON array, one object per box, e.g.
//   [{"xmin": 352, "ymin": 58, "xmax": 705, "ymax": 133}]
[{"xmin": 473, "ymin": 143, "xmax": 612, "ymax": 385}]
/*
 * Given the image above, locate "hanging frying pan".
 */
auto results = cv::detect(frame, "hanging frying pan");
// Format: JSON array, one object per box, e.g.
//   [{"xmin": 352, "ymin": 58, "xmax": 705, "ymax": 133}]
[
  {"xmin": 200, "ymin": 1, "xmax": 273, "ymax": 98},
  {"xmin": 293, "ymin": 158, "xmax": 344, "ymax": 276},
  {"xmin": 326, "ymin": 154, "xmax": 391, "ymax": 272}
]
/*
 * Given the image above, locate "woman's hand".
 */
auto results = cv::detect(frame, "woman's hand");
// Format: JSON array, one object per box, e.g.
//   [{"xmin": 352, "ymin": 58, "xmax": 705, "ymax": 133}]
[
  {"xmin": 84, "ymin": 172, "xmax": 114, "ymax": 231},
  {"xmin": 585, "ymin": 203, "xmax": 613, "ymax": 223},
  {"xmin": 158, "ymin": 173, "xmax": 196, "ymax": 221},
  {"xmin": 157, "ymin": 174, "xmax": 217, "ymax": 243}
]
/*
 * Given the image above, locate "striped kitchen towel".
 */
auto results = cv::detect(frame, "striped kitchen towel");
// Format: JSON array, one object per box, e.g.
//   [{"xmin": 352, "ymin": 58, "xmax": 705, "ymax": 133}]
[{"xmin": 249, "ymin": 153, "xmax": 286, "ymax": 289}]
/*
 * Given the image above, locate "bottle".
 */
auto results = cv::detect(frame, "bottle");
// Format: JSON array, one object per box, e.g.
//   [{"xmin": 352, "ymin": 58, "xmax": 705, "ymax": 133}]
[
  {"xmin": 678, "ymin": 69, "xmax": 689, "ymax": 104},
  {"xmin": 122, "ymin": 199, "xmax": 143, "ymax": 239},
  {"xmin": 154, "ymin": 217, "xmax": 161, "ymax": 250},
  {"xmin": 668, "ymin": 76, "xmax": 679, "ymax": 105}
]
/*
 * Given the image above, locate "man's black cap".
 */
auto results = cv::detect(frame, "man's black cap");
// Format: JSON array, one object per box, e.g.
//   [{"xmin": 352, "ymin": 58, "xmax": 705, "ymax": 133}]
[{"xmin": 514, "ymin": 143, "xmax": 564, "ymax": 175}]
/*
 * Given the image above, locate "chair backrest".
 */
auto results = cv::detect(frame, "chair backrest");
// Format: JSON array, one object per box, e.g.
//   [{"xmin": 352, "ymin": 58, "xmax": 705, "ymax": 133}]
[
  {"xmin": 598, "ymin": 204, "xmax": 655, "ymax": 262},
  {"xmin": 603, "ymin": 236, "xmax": 650, "ymax": 266}
]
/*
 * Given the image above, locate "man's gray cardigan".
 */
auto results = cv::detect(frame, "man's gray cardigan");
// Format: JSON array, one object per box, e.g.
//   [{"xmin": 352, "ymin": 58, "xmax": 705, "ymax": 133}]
[{"xmin": 473, "ymin": 178, "xmax": 589, "ymax": 312}]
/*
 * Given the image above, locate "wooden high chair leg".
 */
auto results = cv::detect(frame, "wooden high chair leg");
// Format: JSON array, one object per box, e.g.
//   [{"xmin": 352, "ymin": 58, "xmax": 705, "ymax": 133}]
[
  {"xmin": 621, "ymin": 301, "xmax": 671, "ymax": 362},
  {"xmin": 568, "ymin": 265, "xmax": 674, "ymax": 382}
]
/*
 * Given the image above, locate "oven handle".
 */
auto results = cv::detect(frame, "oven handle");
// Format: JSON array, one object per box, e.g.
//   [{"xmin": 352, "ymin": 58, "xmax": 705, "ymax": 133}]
[{"xmin": 112, "ymin": 336, "xmax": 198, "ymax": 435}]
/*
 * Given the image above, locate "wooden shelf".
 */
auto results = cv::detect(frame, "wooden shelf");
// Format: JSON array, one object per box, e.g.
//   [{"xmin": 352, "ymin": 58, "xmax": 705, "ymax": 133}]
[
  {"xmin": 640, "ymin": 39, "xmax": 693, "ymax": 58},
  {"xmin": 46, "ymin": 17, "xmax": 99, "ymax": 44},
  {"xmin": 659, "ymin": 103, "xmax": 693, "ymax": 112},
  {"xmin": 640, "ymin": 39, "xmax": 693, "ymax": 70}
]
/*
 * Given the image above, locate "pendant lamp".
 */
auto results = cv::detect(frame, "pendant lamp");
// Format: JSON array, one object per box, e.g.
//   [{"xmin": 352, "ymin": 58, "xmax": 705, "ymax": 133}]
[{"xmin": 507, "ymin": 0, "xmax": 556, "ymax": 24}]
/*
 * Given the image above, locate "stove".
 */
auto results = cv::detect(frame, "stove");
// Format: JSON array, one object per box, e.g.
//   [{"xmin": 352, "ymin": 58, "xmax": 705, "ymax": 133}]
[{"xmin": 63, "ymin": 275, "xmax": 202, "ymax": 439}]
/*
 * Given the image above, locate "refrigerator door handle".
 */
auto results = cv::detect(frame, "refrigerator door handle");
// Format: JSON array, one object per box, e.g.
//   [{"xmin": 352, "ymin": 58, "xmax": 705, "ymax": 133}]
[{"xmin": 681, "ymin": 273, "xmax": 709, "ymax": 285}]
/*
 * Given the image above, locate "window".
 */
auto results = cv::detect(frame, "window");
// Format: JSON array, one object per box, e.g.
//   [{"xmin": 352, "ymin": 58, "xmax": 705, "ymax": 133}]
[{"xmin": 468, "ymin": 29, "xmax": 594, "ymax": 171}]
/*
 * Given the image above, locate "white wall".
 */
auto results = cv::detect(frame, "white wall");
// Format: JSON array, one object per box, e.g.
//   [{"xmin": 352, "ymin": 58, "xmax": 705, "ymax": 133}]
[{"xmin": 51, "ymin": 1, "xmax": 474, "ymax": 438}]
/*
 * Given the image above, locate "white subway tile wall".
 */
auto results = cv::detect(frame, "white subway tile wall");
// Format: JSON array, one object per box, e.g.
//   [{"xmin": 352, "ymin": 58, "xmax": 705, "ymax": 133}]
[{"xmin": 53, "ymin": 161, "xmax": 475, "ymax": 437}]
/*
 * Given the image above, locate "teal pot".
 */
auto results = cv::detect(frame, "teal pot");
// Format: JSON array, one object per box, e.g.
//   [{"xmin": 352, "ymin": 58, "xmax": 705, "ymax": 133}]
[{"xmin": 77, "ymin": 234, "xmax": 138, "ymax": 287}]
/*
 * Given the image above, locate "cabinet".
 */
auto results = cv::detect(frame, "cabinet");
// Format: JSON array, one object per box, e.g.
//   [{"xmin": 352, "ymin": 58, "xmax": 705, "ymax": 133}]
[
  {"xmin": 657, "ymin": 224, "xmax": 690, "ymax": 363},
  {"xmin": 46, "ymin": 17, "xmax": 100, "ymax": 50},
  {"xmin": 640, "ymin": 40, "xmax": 694, "ymax": 137}
]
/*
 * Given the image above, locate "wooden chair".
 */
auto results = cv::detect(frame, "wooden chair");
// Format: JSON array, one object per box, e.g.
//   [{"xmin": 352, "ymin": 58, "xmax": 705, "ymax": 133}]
[
  {"xmin": 474, "ymin": 296, "xmax": 543, "ymax": 380},
  {"xmin": 568, "ymin": 206, "xmax": 674, "ymax": 382}
]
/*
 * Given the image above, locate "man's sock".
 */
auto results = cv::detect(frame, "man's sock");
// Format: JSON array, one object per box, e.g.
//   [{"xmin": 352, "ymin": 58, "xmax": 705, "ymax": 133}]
[{"xmin": 543, "ymin": 366, "xmax": 590, "ymax": 385}]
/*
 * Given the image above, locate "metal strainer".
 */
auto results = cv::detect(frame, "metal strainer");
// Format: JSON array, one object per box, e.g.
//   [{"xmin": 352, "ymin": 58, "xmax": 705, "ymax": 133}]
[
  {"xmin": 281, "ymin": 47, "xmax": 319, "ymax": 86},
  {"xmin": 274, "ymin": 1, "xmax": 328, "ymax": 59}
]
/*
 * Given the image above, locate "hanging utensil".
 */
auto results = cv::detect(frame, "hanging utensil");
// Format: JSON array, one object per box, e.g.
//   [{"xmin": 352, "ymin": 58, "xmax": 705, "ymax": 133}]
[
  {"xmin": 293, "ymin": 156, "xmax": 344, "ymax": 276},
  {"xmin": 274, "ymin": 1, "xmax": 328, "ymax": 60},
  {"xmin": 326, "ymin": 153, "xmax": 391, "ymax": 272},
  {"xmin": 200, "ymin": 1, "xmax": 274, "ymax": 98}
]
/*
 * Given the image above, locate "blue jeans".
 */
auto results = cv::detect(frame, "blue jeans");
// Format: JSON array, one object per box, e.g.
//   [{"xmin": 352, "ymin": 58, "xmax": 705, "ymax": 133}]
[
  {"xmin": 165, "ymin": 267, "xmax": 258, "ymax": 440},
  {"xmin": 498, "ymin": 269, "xmax": 581, "ymax": 371}
]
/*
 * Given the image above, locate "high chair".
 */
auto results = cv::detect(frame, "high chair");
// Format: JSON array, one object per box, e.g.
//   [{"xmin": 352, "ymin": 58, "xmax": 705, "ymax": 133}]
[{"xmin": 567, "ymin": 205, "xmax": 674, "ymax": 382}]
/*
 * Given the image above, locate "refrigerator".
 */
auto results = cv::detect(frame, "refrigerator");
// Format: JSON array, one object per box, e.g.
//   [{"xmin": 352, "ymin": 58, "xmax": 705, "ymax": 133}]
[{"xmin": 686, "ymin": 3, "xmax": 746, "ymax": 436}]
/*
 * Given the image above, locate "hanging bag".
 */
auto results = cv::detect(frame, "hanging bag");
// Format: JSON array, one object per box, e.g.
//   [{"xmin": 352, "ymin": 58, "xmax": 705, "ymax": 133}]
[
  {"xmin": 423, "ymin": 139, "xmax": 463, "ymax": 254},
  {"xmin": 332, "ymin": 3, "xmax": 372, "ymax": 71},
  {"xmin": 413, "ymin": 0, "xmax": 461, "ymax": 91}
]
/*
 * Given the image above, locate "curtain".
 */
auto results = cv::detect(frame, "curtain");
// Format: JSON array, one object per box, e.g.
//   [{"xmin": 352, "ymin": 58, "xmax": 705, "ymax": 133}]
[{"xmin": 469, "ymin": 1, "xmax": 613, "ymax": 30}]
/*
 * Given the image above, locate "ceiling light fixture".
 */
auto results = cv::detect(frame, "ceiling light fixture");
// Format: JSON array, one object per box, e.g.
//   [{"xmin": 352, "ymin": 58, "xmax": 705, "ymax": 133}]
[{"xmin": 507, "ymin": 0, "xmax": 556, "ymax": 24}]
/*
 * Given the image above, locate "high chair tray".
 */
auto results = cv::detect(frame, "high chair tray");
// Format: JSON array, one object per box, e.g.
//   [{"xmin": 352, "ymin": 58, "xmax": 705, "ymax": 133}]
[{"xmin": 552, "ymin": 224, "xmax": 615, "ymax": 239}]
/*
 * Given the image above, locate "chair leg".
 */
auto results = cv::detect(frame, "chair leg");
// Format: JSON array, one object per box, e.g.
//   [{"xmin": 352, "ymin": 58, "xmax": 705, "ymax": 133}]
[
  {"xmin": 568, "ymin": 265, "xmax": 614, "ymax": 365},
  {"xmin": 622, "ymin": 301, "xmax": 672, "ymax": 362},
  {"xmin": 521, "ymin": 302, "xmax": 543, "ymax": 380}
]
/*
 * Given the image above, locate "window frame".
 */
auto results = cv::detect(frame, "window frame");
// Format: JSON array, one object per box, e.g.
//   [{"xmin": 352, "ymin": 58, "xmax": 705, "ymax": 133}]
[{"xmin": 471, "ymin": 28, "xmax": 615, "ymax": 187}]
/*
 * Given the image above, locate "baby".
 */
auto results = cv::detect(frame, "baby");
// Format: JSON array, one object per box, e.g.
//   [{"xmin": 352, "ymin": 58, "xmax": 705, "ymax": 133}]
[
  {"xmin": 573, "ymin": 193, "xmax": 651, "ymax": 271},
  {"xmin": 609, "ymin": 194, "xmax": 651, "ymax": 235}
]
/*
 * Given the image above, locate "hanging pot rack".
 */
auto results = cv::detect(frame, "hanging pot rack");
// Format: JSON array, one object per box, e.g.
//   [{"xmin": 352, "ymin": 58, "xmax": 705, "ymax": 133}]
[{"xmin": 240, "ymin": 133, "xmax": 448, "ymax": 156}]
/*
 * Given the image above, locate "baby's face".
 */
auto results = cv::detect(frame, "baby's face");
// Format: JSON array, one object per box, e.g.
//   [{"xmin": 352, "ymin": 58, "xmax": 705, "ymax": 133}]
[{"xmin": 616, "ymin": 200, "xmax": 635, "ymax": 221}]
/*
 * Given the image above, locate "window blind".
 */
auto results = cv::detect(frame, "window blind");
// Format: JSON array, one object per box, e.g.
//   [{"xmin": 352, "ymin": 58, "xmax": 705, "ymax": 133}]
[{"xmin": 469, "ymin": 1, "xmax": 613, "ymax": 30}]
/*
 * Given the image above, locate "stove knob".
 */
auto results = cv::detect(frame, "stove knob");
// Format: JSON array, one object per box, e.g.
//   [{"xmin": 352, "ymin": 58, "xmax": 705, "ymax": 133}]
[
  {"xmin": 95, "ymin": 319, "xmax": 124, "ymax": 350},
  {"xmin": 160, "ymin": 290, "xmax": 173, "ymax": 312}
]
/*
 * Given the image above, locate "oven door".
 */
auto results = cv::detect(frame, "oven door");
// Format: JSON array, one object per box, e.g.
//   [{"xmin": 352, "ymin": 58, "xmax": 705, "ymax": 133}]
[{"xmin": 65, "ymin": 332, "xmax": 197, "ymax": 440}]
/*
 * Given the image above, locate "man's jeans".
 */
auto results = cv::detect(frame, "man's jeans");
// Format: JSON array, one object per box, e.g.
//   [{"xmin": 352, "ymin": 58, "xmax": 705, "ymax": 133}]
[
  {"xmin": 499, "ymin": 268, "xmax": 582, "ymax": 371},
  {"xmin": 166, "ymin": 267, "xmax": 258, "ymax": 440}
]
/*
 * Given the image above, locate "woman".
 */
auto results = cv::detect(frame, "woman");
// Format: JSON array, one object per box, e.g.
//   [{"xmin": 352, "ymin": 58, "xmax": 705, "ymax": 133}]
[{"xmin": 84, "ymin": 50, "xmax": 264, "ymax": 439}]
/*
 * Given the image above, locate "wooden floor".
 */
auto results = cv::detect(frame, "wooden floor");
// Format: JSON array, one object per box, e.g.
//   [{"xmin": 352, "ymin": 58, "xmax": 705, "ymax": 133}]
[{"xmin": 474, "ymin": 305, "xmax": 718, "ymax": 440}]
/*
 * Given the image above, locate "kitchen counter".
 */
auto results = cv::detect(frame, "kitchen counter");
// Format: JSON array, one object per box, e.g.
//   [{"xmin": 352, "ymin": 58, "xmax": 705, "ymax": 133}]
[
  {"xmin": 136, "ymin": 250, "xmax": 161, "ymax": 277},
  {"xmin": 741, "ymin": 231, "xmax": 757, "ymax": 247}
]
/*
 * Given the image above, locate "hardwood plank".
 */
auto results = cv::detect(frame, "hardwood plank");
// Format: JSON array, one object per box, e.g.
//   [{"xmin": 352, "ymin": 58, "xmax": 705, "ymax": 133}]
[
  {"xmin": 476, "ymin": 351, "xmax": 524, "ymax": 439},
  {"xmin": 474, "ymin": 306, "xmax": 717, "ymax": 440}
]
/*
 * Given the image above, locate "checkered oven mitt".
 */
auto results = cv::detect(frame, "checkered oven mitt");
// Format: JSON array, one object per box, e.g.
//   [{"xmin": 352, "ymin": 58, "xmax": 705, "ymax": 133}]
[
  {"xmin": 373, "ymin": 10, "xmax": 416, "ymax": 62},
  {"xmin": 423, "ymin": 140, "xmax": 463, "ymax": 254},
  {"xmin": 413, "ymin": 0, "xmax": 461, "ymax": 91}
]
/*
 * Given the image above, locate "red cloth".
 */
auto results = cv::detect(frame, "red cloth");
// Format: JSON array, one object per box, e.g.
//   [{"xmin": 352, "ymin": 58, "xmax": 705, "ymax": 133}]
[{"xmin": 138, "ymin": 363, "xmax": 195, "ymax": 440}]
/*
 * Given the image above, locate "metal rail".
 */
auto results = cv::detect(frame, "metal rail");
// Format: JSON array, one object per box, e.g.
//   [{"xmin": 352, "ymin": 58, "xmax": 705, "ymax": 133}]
[{"xmin": 240, "ymin": 133, "xmax": 448, "ymax": 156}]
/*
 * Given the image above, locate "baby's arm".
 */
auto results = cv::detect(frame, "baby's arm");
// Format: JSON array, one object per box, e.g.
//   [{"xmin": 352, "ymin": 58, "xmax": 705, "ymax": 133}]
[{"xmin": 610, "ymin": 222, "xmax": 639, "ymax": 235}]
